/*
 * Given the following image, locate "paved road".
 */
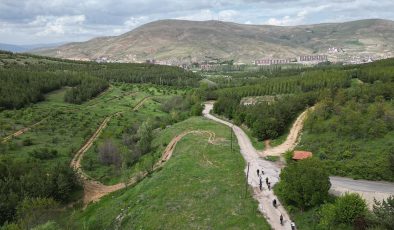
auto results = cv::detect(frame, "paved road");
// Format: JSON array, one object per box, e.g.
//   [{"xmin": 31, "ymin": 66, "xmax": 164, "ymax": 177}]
[
  {"xmin": 330, "ymin": 176, "xmax": 394, "ymax": 207},
  {"xmin": 203, "ymin": 102, "xmax": 292, "ymax": 230}
]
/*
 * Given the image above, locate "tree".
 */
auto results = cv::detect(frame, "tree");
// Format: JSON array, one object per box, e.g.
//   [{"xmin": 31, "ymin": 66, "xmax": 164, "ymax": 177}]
[
  {"xmin": 137, "ymin": 121, "xmax": 153, "ymax": 155},
  {"xmin": 373, "ymin": 195, "xmax": 394, "ymax": 230},
  {"xmin": 335, "ymin": 193, "xmax": 367, "ymax": 225},
  {"xmin": 276, "ymin": 158, "xmax": 331, "ymax": 210},
  {"xmin": 389, "ymin": 151, "xmax": 394, "ymax": 174},
  {"xmin": 98, "ymin": 139, "xmax": 121, "ymax": 168},
  {"xmin": 319, "ymin": 193, "xmax": 367, "ymax": 229}
]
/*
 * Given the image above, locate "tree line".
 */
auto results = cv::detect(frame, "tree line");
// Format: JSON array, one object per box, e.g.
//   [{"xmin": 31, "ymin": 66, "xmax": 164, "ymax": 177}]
[{"xmin": 0, "ymin": 52, "xmax": 201, "ymax": 109}]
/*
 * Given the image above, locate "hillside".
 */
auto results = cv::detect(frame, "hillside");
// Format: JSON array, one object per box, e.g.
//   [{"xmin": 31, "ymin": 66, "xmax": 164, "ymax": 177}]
[{"xmin": 33, "ymin": 19, "xmax": 394, "ymax": 63}]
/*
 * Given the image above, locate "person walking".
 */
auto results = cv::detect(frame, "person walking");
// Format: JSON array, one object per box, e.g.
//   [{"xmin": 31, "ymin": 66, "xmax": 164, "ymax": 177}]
[
  {"xmin": 265, "ymin": 177, "xmax": 269, "ymax": 185},
  {"xmin": 259, "ymin": 177, "xmax": 263, "ymax": 191},
  {"xmin": 268, "ymin": 182, "xmax": 271, "ymax": 190},
  {"xmin": 280, "ymin": 214, "xmax": 283, "ymax": 225},
  {"xmin": 273, "ymin": 199, "xmax": 277, "ymax": 207},
  {"xmin": 261, "ymin": 169, "xmax": 264, "ymax": 175},
  {"xmin": 257, "ymin": 169, "xmax": 260, "ymax": 177}
]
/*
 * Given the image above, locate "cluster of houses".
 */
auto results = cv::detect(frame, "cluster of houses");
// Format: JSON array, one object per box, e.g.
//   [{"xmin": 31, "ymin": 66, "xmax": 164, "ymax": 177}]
[{"xmin": 254, "ymin": 55, "xmax": 328, "ymax": 66}]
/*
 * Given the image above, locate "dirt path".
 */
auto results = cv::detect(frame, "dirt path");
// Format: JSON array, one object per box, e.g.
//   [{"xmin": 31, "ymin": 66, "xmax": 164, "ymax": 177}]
[
  {"xmin": 264, "ymin": 140, "xmax": 271, "ymax": 150},
  {"xmin": 71, "ymin": 96, "xmax": 204, "ymax": 205},
  {"xmin": 1, "ymin": 117, "xmax": 47, "ymax": 143},
  {"xmin": 203, "ymin": 102, "xmax": 292, "ymax": 230},
  {"xmin": 73, "ymin": 129, "xmax": 215, "ymax": 205},
  {"xmin": 132, "ymin": 96, "xmax": 151, "ymax": 111},
  {"xmin": 261, "ymin": 106, "xmax": 315, "ymax": 157}
]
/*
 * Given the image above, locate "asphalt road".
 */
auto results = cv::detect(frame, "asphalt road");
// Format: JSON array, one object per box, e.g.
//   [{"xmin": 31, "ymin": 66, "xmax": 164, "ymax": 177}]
[{"xmin": 330, "ymin": 176, "xmax": 394, "ymax": 207}]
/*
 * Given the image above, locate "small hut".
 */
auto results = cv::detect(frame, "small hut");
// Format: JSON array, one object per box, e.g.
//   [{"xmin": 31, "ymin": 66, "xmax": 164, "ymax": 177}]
[{"xmin": 292, "ymin": 151, "xmax": 313, "ymax": 161}]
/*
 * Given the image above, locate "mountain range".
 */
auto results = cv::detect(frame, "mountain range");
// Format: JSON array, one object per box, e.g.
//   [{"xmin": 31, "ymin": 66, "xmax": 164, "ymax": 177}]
[
  {"xmin": 33, "ymin": 19, "xmax": 394, "ymax": 64},
  {"xmin": 0, "ymin": 42, "xmax": 66, "ymax": 53}
]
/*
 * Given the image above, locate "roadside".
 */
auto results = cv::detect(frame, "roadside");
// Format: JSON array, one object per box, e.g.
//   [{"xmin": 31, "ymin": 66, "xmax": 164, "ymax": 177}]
[{"xmin": 203, "ymin": 102, "xmax": 292, "ymax": 230}]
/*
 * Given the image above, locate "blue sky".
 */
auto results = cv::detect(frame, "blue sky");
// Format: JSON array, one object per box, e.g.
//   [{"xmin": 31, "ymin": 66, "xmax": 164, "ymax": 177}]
[{"xmin": 1, "ymin": 0, "xmax": 394, "ymax": 45}]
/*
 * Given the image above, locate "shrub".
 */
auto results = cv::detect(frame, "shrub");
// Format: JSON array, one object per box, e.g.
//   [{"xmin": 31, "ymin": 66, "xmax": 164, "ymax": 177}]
[
  {"xmin": 319, "ymin": 193, "xmax": 367, "ymax": 228},
  {"xmin": 372, "ymin": 195, "xmax": 394, "ymax": 229},
  {"xmin": 276, "ymin": 158, "xmax": 331, "ymax": 210}
]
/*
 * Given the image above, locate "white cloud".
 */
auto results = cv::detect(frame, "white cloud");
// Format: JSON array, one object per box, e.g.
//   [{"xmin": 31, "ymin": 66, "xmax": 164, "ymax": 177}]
[
  {"xmin": 113, "ymin": 16, "xmax": 149, "ymax": 34},
  {"xmin": 176, "ymin": 9, "xmax": 216, "ymax": 21},
  {"xmin": 175, "ymin": 9, "xmax": 239, "ymax": 22},
  {"xmin": 31, "ymin": 15, "xmax": 86, "ymax": 36},
  {"xmin": 218, "ymin": 10, "xmax": 239, "ymax": 21},
  {"xmin": 1, "ymin": 0, "xmax": 394, "ymax": 44},
  {"xmin": 266, "ymin": 4, "xmax": 330, "ymax": 26}
]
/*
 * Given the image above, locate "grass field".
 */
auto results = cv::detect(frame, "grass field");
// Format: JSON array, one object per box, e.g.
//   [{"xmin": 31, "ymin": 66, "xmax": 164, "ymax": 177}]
[{"xmin": 55, "ymin": 117, "xmax": 270, "ymax": 229}]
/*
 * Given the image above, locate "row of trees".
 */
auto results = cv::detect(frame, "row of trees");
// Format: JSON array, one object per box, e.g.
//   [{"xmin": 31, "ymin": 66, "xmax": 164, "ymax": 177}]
[
  {"xmin": 0, "ymin": 52, "xmax": 201, "ymax": 109},
  {"xmin": 64, "ymin": 76, "xmax": 109, "ymax": 104},
  {"xmin": 0, "ymin": 70, "xmax": 81, "ymax": 109},
  {"xmin": 217, "ymin": 69, "xmax": 351, "ymax": 98}
]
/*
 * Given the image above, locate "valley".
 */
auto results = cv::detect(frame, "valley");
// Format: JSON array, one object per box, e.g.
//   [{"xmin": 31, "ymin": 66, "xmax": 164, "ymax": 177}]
[{"xmin": 0, "ymin": 47, "xmax": 393, "ymax": 230}]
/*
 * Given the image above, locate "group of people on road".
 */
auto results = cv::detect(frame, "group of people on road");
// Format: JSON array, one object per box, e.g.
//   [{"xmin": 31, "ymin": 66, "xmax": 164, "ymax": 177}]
[
  {"xmin": 257, "ymin": 169, "xmax": 272, "ymax": 191},
  {"xmin": 257, "ymin": 168, "xmax": 295, "ymax": 228}
]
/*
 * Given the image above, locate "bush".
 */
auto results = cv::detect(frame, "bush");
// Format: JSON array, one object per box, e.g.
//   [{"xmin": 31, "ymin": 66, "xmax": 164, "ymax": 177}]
[
  {"xmin": 276, "ymin": 158, "xmax": 331, "ymax": 210},
  {"xmin": 319, "ymin": 193, "xmax": 367, "ymax": 229},
  {"xmin": 22, "ymin": 138, "xmax": 33, "ymax": 146},
  {"xmin": 372, "ymin": 195, "xmax": 394, "ymax": 229},
  {"xmin": 29, "ymin": 148, "xmax": 58, "ymax": 160},
  {"xmin": 98, "ymin": 139, "xmax": 121, "ymax": 168}
]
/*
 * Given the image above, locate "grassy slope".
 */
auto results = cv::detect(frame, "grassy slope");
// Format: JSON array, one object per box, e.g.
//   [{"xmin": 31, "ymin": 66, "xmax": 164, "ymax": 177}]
[{"xmin": 61, "ymin": 117, "xmax": 270, "ymax": 229}]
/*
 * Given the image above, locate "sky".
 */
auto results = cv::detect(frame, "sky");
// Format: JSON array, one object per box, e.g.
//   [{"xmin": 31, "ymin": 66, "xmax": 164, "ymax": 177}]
[{"xmin": 1, "ymin": 0, "xmax": 394, "ymax": 45}]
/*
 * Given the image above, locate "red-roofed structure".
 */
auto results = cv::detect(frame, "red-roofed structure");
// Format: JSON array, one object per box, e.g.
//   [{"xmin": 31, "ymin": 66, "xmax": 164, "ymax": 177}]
[{"xmin": 292, "ymin": 151, "xmax": 313, "ymax": 160}]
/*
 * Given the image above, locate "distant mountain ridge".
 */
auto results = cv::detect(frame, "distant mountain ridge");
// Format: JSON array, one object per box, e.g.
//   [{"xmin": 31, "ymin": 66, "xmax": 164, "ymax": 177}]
[
  {"xmin": 33, "ymin": 19, "xmax": 394, "ymax": 64},
  {"xmin": 0, "ymin": 42, "xmax": 67, "ymax": 53}
]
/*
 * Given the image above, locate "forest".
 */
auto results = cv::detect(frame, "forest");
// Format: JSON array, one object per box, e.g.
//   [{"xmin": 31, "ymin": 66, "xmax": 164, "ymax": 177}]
[
  {"xmin": 212, "ymin": 59, "xmax": 393, "ymax": 141},
  {"xmin": 0, "ymin": 51, "xmax": 201, "ymax": 109}
]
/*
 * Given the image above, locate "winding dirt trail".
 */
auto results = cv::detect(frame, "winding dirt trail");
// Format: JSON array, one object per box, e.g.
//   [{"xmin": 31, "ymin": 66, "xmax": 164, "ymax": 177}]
[
  {"xmin": 70, "ymin": 96, "xmax": 151, "ymax": 204},
  {"xmin": 1, "ymin": 117, "xmax": 48, "ymax": 143},
  {"xmin": 132, "ymin": 96, "xmax": 152, "ymax": 111},
  {"xmin": 70, "ymin": 96, "xmax": 217, "ymax": 205},
  {"xmin": 73, "ymin": 129, "xmax": 215, "ymax": 205},
  {"xmin": 261, "ymin": 106, "xmax": 315, "ymax": 157}
]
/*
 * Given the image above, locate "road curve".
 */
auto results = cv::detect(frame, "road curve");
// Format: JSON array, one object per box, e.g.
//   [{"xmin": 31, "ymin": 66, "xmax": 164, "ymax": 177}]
[
  {"xmin": 204, "ymin": 102, "xmax": 394, "ymax": 212},
  {"xmin": 203, "ymin": 102, "xmax": 292, "ymax": 230},
  {"xmin": 330, "ymin": 176, "xmax": 394, "ymax": 208}
]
